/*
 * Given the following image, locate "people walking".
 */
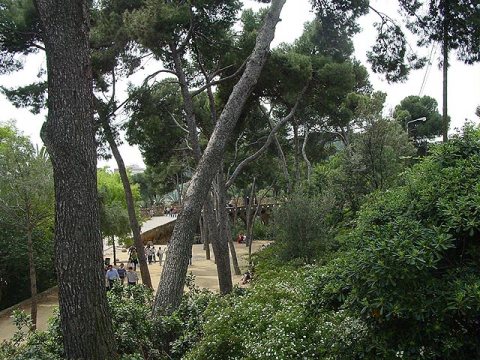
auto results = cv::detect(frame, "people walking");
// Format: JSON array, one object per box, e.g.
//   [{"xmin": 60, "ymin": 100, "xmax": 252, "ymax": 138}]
[
  {"xmin": 129, "ymin": 248, "xmax": 138, "ymax": 271},
  {"xmin": 157, "ymin": 247, "xmax": 164, "ymax": 266},
  {"xmin": 126, "ymin": 266, "xmax": 138, "ymax": 286},
  {"xmin": 105, "ymin": 264, "xmax": 119, "ymax": 290},
  {"xmin": 117, "ymin": 263, "xmax": 126, "ymax": 285}
]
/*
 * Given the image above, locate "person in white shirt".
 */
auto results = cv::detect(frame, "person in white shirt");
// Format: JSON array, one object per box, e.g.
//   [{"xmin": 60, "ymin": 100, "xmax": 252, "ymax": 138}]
[{"xmin": 105, "ymin": 265, "xmax": 119, "ymax": 290}]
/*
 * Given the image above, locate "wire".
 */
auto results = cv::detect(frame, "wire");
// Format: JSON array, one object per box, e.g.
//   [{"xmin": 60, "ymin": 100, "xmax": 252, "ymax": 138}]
[{"xmin": 419, "ymin": 42, "xmax": 437, "ymax": 96}]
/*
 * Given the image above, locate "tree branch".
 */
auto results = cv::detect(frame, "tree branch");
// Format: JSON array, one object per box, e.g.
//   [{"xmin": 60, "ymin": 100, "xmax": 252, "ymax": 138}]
[{"xmin": 226, "ymin": 84, "xmax": 308, "ymax": 189}]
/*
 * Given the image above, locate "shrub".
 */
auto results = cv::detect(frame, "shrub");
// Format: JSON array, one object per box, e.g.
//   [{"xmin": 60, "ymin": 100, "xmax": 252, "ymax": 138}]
[
  {"xmin": 308, "ymin": 125, "xmax": 480, "ymax": 359},
  {"xmin": 272, "ymin": 190, "xmax": 336, "ymax": 263}
]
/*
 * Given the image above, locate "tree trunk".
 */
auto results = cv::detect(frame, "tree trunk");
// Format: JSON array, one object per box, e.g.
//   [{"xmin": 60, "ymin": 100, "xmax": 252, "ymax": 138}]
[
  {"xmin": 200, "ymin": 217, "xmax": 211, "ymax": 260},
  {"xmin": 112, "ymin": 235, "xmax": 116, "ymax": 266},
  {"xmin": 27, "ymin": 227, "xmax": 37, "ymax": 330},
  {"xmin": 269, "ymin": 119, "xmax": 291, "ymax": 193},
  {"xmin": 34, "ymin": 1, "xmax": 116, "ymax": 358},
  {"xmin": 293, "ymin": 120, "xmax": 301, "ymax": 184},
  {"xmin": 153, "ymin": 0, "xmax": 286, "ymax": 314},
  {"xmin": 442, "ymin": 14, "xmax": 449, "ymax": 143},
  {"xmin": 245, "ymin": 179, "xmax": 256, "ymax": 263},
  {"xmin": 302, "ymin": 126, "xmax": 312, "ymax": 182},
  {"xmin": 216, "ymin": 173, "xmax": 241, "ymax": 276},
  {"xmin": 204, "ymin": 196, "xmax": 232, "ymax": 294},
  {"xmin": 103, "ymin": 121, "xmax": 152, "ymax": 288}
]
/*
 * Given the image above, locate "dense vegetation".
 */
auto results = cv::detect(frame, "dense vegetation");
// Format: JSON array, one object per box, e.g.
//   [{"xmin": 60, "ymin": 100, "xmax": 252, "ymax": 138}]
[
  {"xmin": 1, "ymin": 0, "xmax": 479, "ymax": 357},
  {"xmin": 2, "ymin": 126, "xmax": 479, "ymax": 359}
]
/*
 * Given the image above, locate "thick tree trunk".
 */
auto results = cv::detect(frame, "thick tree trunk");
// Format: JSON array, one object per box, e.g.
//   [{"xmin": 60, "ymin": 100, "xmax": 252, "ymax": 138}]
[
  {"xmin": 34, "ymin": 0, "xmax": 116, "ymax": 358},
  {"xmin": 103, "ymin": 121, "xmax": 152, "ymax": 288},
  {"xmin": 153, "ymin": 0, "xmax": 286, "ymax": 313},
  {"xmin": 27, "ymin": 227, "xmax": 37, "ymax": 329},
  {"xmin": 172, "ymin": 43, "xmax": 234, "ymax": 292}
]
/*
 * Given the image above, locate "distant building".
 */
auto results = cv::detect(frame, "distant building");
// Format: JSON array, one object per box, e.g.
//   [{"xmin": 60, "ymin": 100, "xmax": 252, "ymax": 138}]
[{"xmin": 113, "ymin": 164, "xmax": 145, "ymax": 175}]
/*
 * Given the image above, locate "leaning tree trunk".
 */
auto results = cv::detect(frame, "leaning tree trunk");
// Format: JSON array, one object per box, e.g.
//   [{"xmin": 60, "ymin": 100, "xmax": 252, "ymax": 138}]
[
  {"xmin": 34, "ymin": 0, "xmax": 117, "ymax": 358},
  {"xmin": 103, "ymin": 121, "xmax": 152, "ymax": 288},
  {"xmin": 26, "ymin": 226, "xmax": 38, "ymax": 330},
  {"xmin": 153, "ymin": 0, "xmax": 287, "ymax": 314}
]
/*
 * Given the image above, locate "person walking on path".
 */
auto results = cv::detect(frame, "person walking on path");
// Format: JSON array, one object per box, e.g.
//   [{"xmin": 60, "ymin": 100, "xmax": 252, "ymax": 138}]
[
  {"xmin": 126, "ymin": 266, "xmax": 138, "ymax": 286},
  {"xmin": 117, "ymin": 263, "xmax": 126, "ymax": 285},
  {"xmin": 106, "ymin": 264, "xmax": 119, "ymax": 290},
  {"xmin": 129, "ymin": 248, "xmax": 138, "ymax": 271},
  {"xmin": 157, "ymin": 247, "xmax": 164, "ymax": 266}
]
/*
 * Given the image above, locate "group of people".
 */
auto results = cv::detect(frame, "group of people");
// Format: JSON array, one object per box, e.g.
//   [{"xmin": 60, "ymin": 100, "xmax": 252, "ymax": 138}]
[
  {"xmin": 236, "ymin": 232, "xmax": 247, "ymax": 244},
  {"xmin": 164, "ymin": 206, "xmax": 178, "ymax": 217},
  {"xmin": 145, "ymin": 244, "xmax": 164, "ymax": 265},
  {"xmin": 105, "ymin": 263, "xmax": 139, "ymax": 290}
]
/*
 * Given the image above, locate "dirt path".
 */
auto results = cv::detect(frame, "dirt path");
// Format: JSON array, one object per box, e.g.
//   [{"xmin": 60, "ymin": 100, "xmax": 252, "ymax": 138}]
[{"xmin": 0, "ymin": 239, "xmax": 267, "ymax": 341}]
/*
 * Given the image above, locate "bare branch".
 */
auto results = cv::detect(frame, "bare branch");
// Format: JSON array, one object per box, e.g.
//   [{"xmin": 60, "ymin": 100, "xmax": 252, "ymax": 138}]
[
  {"xmin": 226, "ymin": 83, "xmax": 309, "ymax": 189},
  {"xmin": 168, "ymin": 110, "xmax": 189, "ymax": 134},
  {"xmin": 190, "ymin": 59, "xmax": 248, "ymax": 97}
]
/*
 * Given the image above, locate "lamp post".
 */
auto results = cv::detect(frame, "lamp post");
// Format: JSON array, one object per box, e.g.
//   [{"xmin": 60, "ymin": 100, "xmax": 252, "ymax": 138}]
[{"xmin": 406, "ymin": 117, "xmax": 427, "ymax": 137}]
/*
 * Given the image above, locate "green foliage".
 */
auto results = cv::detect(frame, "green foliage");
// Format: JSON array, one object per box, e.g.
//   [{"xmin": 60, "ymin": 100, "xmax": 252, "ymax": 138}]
[
  {"xmin": 97, "ymin": 168, "xmax": 141, "ymax": 242},
  {"xmin": 0, "ymin": 309, "xmax": 63, "ymax": 359},
  {"xmin": 394, "ymin": 95, "xmax": 444, "ymax": 142},
  {"xmin": 310, "ymin": 118, "xmax": 415, "ymax": 214},
  {"xmin": 0, "ymin": 123, "xmax": 55, "ymax": 309},
  {"xmin": 0, "ymin": 0, "xmax": 42, "ymax": 74},
  {"xmin": 309, "ymin": 125, "xmax": 480, "ymax": 358},
  {"xmin": 272, "ymin": 191, "xmax": 336, "ymax": 263},
  {"xmin": 0, "ymin": 82, "xmax": 48, "ymax": 115}
]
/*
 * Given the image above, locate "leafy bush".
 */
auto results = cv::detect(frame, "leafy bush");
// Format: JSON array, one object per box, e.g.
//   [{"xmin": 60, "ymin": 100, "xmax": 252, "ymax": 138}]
[
  {"xmin": 309, "ymin": 125, "xmax": 480, "ymax": 359},
  {"xmin": 272, "ymin": 190, "xmax": 336, "ymax": 263}
]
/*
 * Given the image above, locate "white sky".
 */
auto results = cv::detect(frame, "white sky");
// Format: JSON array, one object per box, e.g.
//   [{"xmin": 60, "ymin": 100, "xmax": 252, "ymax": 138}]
[{"xmin": 1, "ymin": 0, "xmax": 479, "ymax": 168}]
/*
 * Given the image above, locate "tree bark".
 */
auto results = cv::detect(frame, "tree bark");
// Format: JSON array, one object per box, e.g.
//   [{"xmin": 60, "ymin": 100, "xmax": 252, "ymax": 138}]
[
  {"xmin": 103, "ymin": 121, "xmax": 152, "ymax": 288},
  {"xmin": 302, "ymin": 126, "xmax": 312, "ymax": 182},
  {"xmin": 27, "ymin": 226, "xmax": 37, "ymax": 330},
  {"xmin": 112, "ymin": 235, "xmax": 116, "ymax": 266},
  {"xmin": 216, "ymin": 173, "xmax": 241, "ymax": 276},
  {"xmin": 204, "ymin": 196, "xmax": 232, "ymax": 294},
  {"xmin": 245, "ymin": 178, "xmax": 256, "ymax": 266},
  {"xmin": 269, "ymin": 118, "xmax": 291, "ymax": 193},
  {"xmin": 172, "ymin": 41, "xmax": 234, "ymax": 292},
  {"xmin": 34, "ymin": 0, "xmax": 116, "ymax": 357},
  {"xmin": 293, "ymin": 119, "xmax": 301, "ymax": 184},
  {"xmin": 153, "ymin": 0, "xmax": 286, "ymax": 313},
  {"xmin": 442, "ymin": 11, "xmax": 449, "ymax": 143}
]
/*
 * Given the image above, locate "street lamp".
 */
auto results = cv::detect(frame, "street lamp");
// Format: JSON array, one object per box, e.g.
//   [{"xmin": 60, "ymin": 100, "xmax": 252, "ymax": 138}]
[{"xmin": 406, "ymin": 117, "xmax": 426, "ymax": 137}]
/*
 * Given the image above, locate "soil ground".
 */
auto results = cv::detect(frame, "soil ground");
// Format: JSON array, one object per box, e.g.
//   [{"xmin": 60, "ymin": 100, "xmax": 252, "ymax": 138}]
[{"xmin": 0, "ymin": 235, "xmax": 267, "ymax": 341}]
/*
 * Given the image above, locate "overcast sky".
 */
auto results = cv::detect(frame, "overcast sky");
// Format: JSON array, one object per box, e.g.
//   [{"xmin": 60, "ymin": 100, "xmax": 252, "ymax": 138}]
[{"xmin": 1, "ymin": 0, "xmax": 479, "ymax": 168}]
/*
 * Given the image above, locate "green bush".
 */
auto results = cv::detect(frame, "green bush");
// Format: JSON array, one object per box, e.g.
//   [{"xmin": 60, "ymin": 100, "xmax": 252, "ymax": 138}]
[
  {"xmin": 309, "ymin": 125, "xmax": 480, "ymax": 359},
  {"xmin": 272, "ymin": 191, "xmax": 336, "ymax": 263}
]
